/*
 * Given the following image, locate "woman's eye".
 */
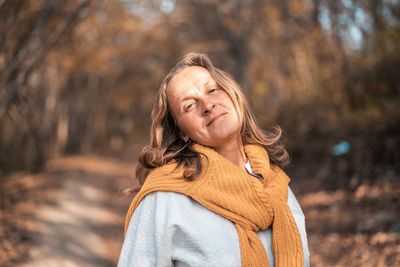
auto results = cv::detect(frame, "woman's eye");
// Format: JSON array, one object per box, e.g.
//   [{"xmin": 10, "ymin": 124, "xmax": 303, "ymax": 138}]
[
  {"xmin": 209, "ymin": 88, "xmax": 217, "ymax": 93},
  {"xmin": 185, "ymin": 103, "xmax": 194, "ymax": 111}
]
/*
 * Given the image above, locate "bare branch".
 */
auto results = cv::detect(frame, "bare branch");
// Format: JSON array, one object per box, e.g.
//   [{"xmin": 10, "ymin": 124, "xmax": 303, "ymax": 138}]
[
  {"xmin": 0, "ymin": 0, "xmax": 58, "ymax": 89},
  {"xmin": 0, "ymin": 0, "xmax": 92, "ymax": 119}
]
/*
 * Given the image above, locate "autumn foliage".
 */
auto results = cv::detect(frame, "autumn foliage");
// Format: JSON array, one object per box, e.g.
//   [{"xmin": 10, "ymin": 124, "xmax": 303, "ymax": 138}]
[{"xmin": 0, "ymin": 0, "xmax": 399, "ymax": 265}]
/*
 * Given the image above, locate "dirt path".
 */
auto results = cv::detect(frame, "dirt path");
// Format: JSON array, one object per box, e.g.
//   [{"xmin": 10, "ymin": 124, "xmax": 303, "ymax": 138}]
[{"xmin": 1, "ymin": 154, "xmax": 137, "ymax": 267}]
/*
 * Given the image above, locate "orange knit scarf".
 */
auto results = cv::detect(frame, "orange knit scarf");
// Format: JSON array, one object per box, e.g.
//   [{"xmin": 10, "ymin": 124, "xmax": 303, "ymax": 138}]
[{"xmin": 124, "ymin": 143, "xmax": 304, "ymax": 267}]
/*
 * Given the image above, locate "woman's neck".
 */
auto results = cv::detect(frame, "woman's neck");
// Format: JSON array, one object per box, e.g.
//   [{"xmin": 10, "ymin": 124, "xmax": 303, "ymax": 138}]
[{"xmin": 214, "ymin": 138, "xmax": 247, "ymax": 170}]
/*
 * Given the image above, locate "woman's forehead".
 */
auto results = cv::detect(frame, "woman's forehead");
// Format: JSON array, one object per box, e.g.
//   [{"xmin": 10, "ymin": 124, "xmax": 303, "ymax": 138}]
[{"xmin": 168, "ymin": 66, "xmax": 215, "ymax": 94}]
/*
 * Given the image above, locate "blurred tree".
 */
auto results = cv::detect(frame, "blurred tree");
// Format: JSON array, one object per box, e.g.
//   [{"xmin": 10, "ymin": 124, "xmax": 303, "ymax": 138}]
[
  {"xmin": 0, "ymin": 0, "xmax": 399, "ymax": 186},
  {"xmin": 0, "ymin": 0, "xmax": 91, "ymax": 172}
]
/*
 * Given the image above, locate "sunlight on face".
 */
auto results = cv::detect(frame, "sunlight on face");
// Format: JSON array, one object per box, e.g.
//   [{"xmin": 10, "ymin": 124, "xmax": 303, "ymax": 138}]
[{"xmin": 167, "ymin": 66, "xmax": 241, "ymax": 151}]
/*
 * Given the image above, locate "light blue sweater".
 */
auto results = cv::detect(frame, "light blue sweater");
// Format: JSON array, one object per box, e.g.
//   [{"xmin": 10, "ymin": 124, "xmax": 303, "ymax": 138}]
[{"xmin": 118, "ymin": 162, "xmax": 310, "ymax": 267}]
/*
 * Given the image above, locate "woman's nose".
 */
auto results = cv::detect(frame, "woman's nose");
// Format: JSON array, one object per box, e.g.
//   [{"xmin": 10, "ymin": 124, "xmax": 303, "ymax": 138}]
[{"xmin": 201, "ymin": 101, "xmax": 215, "ymax": 115}]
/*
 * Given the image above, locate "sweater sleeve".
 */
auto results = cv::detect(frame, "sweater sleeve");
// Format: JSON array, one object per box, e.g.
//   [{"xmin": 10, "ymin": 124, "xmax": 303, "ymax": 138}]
[
  {"xmin": 117, "ymin": 191, "xmax": 243, "ymax": 267},
  {"xmin": 287, "ymin": 186, "xmax": 310, "ymax": 267},
  {"xmin": 117, "ymin": 192, "xmax": 174, "ymax": 267}
]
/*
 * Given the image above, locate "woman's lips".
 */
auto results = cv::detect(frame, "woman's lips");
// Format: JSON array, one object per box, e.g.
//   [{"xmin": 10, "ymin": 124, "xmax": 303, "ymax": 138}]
[{"xmin": 207, "ymin": 112, "xmax": 227, "ymax": 126}]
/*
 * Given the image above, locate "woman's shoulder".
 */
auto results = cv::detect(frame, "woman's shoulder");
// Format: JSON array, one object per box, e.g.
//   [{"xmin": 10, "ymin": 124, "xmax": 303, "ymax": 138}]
[
  {"xmin": 134, "ymin": 191, "xmax": 237, "ymax": 227},
  {"xmin": 129, "ymin": 192, "xmax": 195, "ymax": 233},
  {"xmin": 138, "ymin": 191, "xmax": 193, "ymax": 207},
  {"xmin": 136, "ymin": 191, "xmax": 211, "ymax": 213},
  {"xmin": 149, "ymin": 191, "xmax": 213, "ymax": 217}
]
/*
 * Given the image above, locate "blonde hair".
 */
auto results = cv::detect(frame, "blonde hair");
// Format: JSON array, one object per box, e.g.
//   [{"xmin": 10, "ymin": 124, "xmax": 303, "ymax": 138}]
[{"xmin": 134, "ymin": 52, "xmax": 289, "ymax": 187}]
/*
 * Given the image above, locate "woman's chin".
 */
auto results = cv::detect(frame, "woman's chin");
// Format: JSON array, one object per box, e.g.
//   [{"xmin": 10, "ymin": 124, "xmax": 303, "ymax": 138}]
[{"xmin": 204, "ymin": 133, "xmax": 241, "ymax": 150}]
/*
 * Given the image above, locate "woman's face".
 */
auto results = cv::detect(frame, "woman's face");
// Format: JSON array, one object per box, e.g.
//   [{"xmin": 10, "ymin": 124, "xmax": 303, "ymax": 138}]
[{"xmin": 167, "ymin": 66, "xmax": 241, "ymax": 151}]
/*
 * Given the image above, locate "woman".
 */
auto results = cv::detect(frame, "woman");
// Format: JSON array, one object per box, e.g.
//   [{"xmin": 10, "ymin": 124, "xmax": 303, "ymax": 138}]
[{"xmin": 118, "ymin": 53, "xmax": 310, "ymax": 267}]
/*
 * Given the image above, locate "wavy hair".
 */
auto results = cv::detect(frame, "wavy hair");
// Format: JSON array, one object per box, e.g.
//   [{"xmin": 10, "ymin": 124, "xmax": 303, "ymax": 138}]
[{"xmin": 133, "ymin": 52, "xmax": 289, "ymax": 189}]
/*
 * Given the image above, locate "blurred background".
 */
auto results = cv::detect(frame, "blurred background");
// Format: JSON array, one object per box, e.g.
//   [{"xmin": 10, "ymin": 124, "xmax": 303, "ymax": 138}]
[{"xmin": 0, "ymin": 0, "xmax": 399, "ymax": 266}]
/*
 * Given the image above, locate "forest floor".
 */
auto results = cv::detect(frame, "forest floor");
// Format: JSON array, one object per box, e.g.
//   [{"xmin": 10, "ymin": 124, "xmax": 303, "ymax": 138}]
[
  {"xmin": 0, "ymin": 145, "xmax": 399, "ymax": 267},
  {"xmin": 0, "ymin": 148, "xmax": 138, "ymax": 267}
]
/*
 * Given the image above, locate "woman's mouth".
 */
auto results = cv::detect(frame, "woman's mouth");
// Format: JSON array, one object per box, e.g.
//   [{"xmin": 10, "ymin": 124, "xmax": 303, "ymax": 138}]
[{"xmin": 207, "ymin": 113, "xmax": 227, "ymax": 126}]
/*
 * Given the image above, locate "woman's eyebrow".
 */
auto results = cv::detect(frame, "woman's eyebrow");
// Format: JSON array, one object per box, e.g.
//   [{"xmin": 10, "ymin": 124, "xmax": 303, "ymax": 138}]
[
  {"xmin": 180, "ymin": 93, "xmax": 196, "ymax": 104},
  {"xmin": 204, "ymin": 81, "xmax": 216, "ymax": 87}
]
